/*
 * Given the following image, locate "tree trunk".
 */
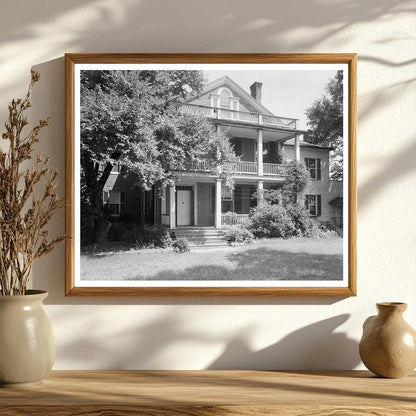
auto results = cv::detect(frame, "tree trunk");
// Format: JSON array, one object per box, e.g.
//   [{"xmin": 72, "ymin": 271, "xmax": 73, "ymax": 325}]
[{"xmin": 81, "ymin": 155, "xmax": 113, "ymax": 246}]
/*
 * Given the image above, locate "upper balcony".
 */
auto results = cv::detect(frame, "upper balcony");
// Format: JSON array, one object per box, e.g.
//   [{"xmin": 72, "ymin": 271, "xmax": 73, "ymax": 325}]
[
  {"xmin": 172, "ymin": 103, "xmax": 298, "ymax": 130},
  {"xmin": 181, "ymin": 160, "xmax": 291, "ymax": 178}
]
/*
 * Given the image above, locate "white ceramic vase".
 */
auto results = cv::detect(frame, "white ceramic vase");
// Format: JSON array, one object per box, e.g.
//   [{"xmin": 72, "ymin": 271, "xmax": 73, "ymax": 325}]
[{"xmin": 0, "ymin": 290, "xmax": 55, "ymax": 387}]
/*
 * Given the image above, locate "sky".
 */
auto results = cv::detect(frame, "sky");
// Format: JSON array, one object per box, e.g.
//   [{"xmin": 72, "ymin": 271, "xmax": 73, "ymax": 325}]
[{"xmin": 203, "ymin": 69, "xmax": 338, "ymax": 131}]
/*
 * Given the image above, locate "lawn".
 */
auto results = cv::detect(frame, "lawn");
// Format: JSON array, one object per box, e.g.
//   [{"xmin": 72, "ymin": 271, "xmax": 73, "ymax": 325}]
[{"xmin": 81, "ymin": 237, "xmax": 343, "ymax": 281}]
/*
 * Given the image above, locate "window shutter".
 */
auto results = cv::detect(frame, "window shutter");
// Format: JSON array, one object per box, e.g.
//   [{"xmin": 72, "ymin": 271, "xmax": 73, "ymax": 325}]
[
  {"xmin": 305, "ymin": 195, "xmax": 309, "ymax": 210},
  {"xmin": 317, "ymin": 195, "xmax": 322, "ymax": 216},
  {"xmin": 317, "ymin": 159, "xmax": 322, "ymax": 180}
]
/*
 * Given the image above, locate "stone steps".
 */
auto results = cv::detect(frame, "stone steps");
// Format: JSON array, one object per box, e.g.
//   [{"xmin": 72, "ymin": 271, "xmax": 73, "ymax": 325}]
[{"xmin": 173, "ymin": 227, "xmax": 228, "ymax": 247}]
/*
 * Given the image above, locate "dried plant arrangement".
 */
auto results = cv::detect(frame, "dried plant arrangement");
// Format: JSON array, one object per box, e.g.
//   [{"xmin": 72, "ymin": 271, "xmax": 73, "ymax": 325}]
[{"xmin": 0, "ymin": 71, "xmax": 65, "ymax": 295}]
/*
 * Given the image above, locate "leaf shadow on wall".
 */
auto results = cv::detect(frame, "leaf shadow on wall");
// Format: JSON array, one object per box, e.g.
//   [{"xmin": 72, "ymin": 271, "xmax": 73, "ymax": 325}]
[
  {"xmin": 53, "ymin": 309, "xmax": 226, "ymax": 370},
  {"xmin": 207, "ymin": 314, "xmax": 360, "ymax": 370},
  {"xmin": 0, "ymin": 0, "xmax": 413, "ymax": 99},
  {"xmin": 52, "ymin": 308, "xmax": 359, "ymax": 370}
]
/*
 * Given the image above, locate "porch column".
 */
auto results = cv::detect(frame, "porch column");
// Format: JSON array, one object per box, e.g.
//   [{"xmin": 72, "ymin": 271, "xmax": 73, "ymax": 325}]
[
  {"xmin": 257, "ymin": 180, "xmax": 264, "ymax": 204},
  {"xmin": 295, "ymin": 134, "xmax": 301, "ymax": 164},
  {"xmin": 215, "ymin": 178, "xmax": 222, "ymax": 228},
  {"xmin": 169, "ymin": 184, "xmax": 176, "ymax": 229},
  {"xmin": 277, "ymin": 142, "xmax": 282, "ymax": 161},
  {"xmin": 257, "ymin": 129, "xmax": 263, "ymax": 176}
]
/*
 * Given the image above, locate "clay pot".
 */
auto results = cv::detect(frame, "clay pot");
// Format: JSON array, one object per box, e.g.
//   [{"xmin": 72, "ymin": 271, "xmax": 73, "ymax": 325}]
[
  {"xmin": 359, "ymin": 302, "xmax": 416, "ymax": 378},
  {"xmin": 0, "ymin": 290, "xmax": 55, "ymax": 387}
]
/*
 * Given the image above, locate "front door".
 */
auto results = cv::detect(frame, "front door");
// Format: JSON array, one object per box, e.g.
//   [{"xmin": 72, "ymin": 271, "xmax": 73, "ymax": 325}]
[{"xmin": 177, "ymin": 190, "xmax": 192, "ymax": 226}]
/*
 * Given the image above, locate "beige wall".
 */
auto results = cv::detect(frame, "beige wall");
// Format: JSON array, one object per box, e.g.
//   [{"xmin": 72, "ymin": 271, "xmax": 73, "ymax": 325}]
[{"xmin": 0, "ymin": 0, "xmax": 415, "ymax": 370}]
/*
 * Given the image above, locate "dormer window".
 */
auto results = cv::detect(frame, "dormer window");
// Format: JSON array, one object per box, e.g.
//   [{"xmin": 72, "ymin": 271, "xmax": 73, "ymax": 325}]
[
  {"xmin": 210, "ymin": 87, "xmax": 239, "ymax": 112},
  {"xmin": 219, "ymin": 87, "xmax": 232, "ymax": 109}
]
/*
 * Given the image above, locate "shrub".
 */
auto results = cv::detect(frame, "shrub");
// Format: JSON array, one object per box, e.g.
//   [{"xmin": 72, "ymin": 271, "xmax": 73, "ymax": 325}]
[
  {"xmin": 285, "ymin": 203, "xmax": 316, "ymax": 237},
  {"xmin": 223, "ymin": 225, "xmax": 254, "ymax": 245},
  {"xmin": 309, "ymin": 223, "xmax": 340, "ymax": 239},
  {"xmin": 130, "ymin": 224, "xmax": 173, "ymax": 248},
  {"xmin": 173, "ymin": 238, "xmax": 190, "ymax": 253},
  {"xmin": 247, "ymin": 161, "xmax": 315, "ymax": 239},
  {"xmin": 107, "ymin": 219, "xmax": 134, "ymax": 242},
  {"xmin": 248, "ymin": 203, "xmax": 295, "ymax": 238},
  {"xmin": 108, "ymin": 222, "xmax": 173, "ymax": 248}
]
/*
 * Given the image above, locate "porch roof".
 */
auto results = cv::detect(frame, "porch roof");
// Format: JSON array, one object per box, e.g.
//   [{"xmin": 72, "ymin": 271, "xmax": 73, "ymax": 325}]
[{"xmin": 284, "ymin": 138, "xmax": 334, "ymax": 150}]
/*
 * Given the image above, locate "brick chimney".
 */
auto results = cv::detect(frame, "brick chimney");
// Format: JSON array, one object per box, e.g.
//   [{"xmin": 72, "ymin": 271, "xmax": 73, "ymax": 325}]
[{"xmin": 250, "ymin": 81, "xmax": 263, "ymax": 103}]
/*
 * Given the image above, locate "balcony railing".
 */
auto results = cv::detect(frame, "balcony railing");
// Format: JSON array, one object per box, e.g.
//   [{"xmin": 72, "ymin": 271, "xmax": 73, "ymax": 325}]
[
  {"xmin": 263, "ymin": 163, "xmax": 291, "ymax": 176},
  {"xmin": 187, "ymin": 160, "xmax": 212, "ymax": 171},
  {"xmin": 172, "ymin": 103, "xmax": 297, "ymax": 129},
  {"xmin": 237, "ymin": 161, "xmax": 257, "ymax": 174},
  {"xmin": 182, "ymin": 160, "xmax": 291, "ymax": 177}
]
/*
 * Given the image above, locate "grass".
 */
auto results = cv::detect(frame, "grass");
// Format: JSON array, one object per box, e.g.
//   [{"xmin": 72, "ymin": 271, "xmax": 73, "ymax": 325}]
[{"xmin": 81, "ymin": 237, "xmax": 343, "ymax": 281}]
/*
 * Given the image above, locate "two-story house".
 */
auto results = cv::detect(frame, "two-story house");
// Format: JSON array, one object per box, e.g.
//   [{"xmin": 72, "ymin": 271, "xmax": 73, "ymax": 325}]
[{"xmin": 102, "ymin": 75, "xmax": 343, "ymax": 234}]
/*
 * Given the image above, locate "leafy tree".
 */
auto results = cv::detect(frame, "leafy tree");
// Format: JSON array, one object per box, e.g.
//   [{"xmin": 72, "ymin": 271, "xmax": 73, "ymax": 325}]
[
  {"xmin": 305, "ymin": 70, "xmax": 343, "ymax": 180},
  {"xmin": 80, "ymin": 70, "xmax": 235, "ymax": 244},
  {"xmin": 281, "ymin": 161, "xmax": 310, "ymax": 203}
]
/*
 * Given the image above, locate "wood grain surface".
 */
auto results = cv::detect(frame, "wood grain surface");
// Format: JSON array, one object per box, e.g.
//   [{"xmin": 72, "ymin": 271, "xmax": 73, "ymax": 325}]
[{"xmin": 1, "ymin": 370, "xmax": 415, "ymax": 415}]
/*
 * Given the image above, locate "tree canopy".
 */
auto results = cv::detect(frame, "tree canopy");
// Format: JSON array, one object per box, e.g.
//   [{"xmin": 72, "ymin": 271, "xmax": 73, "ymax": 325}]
[
  {"xmin": 305, "ymin": 70, "xmax": 343, "ymax": 180},
  {"xmin": 80, "ymin": 70, "xmax": 236, "ymax": 244}
]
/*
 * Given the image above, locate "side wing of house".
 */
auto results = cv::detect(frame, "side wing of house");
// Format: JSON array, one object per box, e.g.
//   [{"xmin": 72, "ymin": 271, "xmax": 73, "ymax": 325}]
[{"xmin": 283, "ymin": 142, "xmax": 343, "ymax": 228}]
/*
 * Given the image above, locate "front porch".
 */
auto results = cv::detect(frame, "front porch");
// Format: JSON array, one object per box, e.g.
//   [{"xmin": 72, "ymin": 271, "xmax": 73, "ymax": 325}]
[{"xmin": 162, "ymin": 179, "xmax": 274, "ymax": 229}]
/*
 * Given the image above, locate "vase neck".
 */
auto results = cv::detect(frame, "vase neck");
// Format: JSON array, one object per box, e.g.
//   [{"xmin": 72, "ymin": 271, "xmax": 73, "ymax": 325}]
[{"xmin": 377, "ymin": 302, "xmax": 407, "ymax": 316}]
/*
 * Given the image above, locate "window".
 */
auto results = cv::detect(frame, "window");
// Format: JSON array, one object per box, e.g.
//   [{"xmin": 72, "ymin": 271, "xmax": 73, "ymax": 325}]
[
  {"xmin": 212, "ymin": 88, "xmax": 239, "ymax": 113},
  {"xmin": 304, "ymin": 158, "xmax": 321, "ymax": 180},
  {"xmin": 219, "ymin": 88, "xmax": 232, "ymax": 109},
  {"xmin": 221, "ymin": 200, "xmax": 233, "ymax": 213},
  {"xmin": 221, "ymin": 187, "xmax": 233, "ymax": 201},
  {"xmin": 103, "ymin": 190, "xmax": 126, "ymax": 216},
  {"xmin": 305, "ymin": 194, "xmax": 321, "ymax": 217}
]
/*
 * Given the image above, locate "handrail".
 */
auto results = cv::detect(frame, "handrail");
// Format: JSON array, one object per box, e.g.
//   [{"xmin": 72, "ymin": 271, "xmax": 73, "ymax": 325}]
[
  {"xmin": 172, "ymin": 103, "xmax": 297, "ymax": 129},
  {"xmin": 181, "ymin": 160, "xmax": 291, "ymax": 176},
  {"xmin": 221, "ymin": 213, "xmax": 250, "ymax": 226}
]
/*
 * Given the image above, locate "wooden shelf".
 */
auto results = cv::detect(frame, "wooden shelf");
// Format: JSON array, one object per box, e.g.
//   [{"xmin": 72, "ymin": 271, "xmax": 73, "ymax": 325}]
[{"xmin": 1, "ymin": 370, "xmax": 415, "ymax": 415}]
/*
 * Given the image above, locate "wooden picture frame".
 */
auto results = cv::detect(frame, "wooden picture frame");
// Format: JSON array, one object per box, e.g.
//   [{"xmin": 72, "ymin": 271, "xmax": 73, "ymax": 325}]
[{"xmin": 65, "ymin": 53, "xmax": 356, "ymax": 296}]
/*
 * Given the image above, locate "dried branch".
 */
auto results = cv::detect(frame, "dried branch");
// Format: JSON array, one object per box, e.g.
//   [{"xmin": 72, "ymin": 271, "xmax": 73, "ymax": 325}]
[{"xmin": 0, "ymin": 71, "xmax": 67, "ymax": 295}]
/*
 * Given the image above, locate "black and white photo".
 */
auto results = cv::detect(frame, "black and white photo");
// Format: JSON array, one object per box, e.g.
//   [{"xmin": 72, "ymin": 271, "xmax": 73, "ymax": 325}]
[{"xmin": 65, "ymin": 54, "xmax": 356, "ymax": 296}]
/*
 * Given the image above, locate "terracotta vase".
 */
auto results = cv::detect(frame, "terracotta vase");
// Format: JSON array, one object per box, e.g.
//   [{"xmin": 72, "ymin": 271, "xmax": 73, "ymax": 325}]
[
  {"xmin": 0, "ymin": 290, "xmax": 55, "ymax": 387},
  {"xmin": 359, "ymin": 302, "xmax": 416, "ymax": 378}
]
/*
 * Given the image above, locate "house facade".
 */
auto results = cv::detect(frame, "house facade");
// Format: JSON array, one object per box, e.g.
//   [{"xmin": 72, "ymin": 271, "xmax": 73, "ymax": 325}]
[{"xmin": 102, "ymin": 76, "xmax": 343, "ymax": 230}]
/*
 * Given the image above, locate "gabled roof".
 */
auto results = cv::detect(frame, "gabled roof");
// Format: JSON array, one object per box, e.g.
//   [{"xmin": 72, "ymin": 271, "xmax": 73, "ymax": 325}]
[{"xmin": 189, "ymin": 76, "xmax": 275, "ymax": 116}]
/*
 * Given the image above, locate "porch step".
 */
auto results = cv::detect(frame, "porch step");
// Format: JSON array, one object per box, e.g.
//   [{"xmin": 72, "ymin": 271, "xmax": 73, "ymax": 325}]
[{"xmin": 173, "ymin": 227, "xmax": 228, "ymax": 247}]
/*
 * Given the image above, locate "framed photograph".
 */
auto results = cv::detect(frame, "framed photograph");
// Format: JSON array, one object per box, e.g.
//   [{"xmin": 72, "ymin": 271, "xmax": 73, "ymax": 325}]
[{"xmin": 65, "ymin": 53, "xmax": 356, "ymax": 296}]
